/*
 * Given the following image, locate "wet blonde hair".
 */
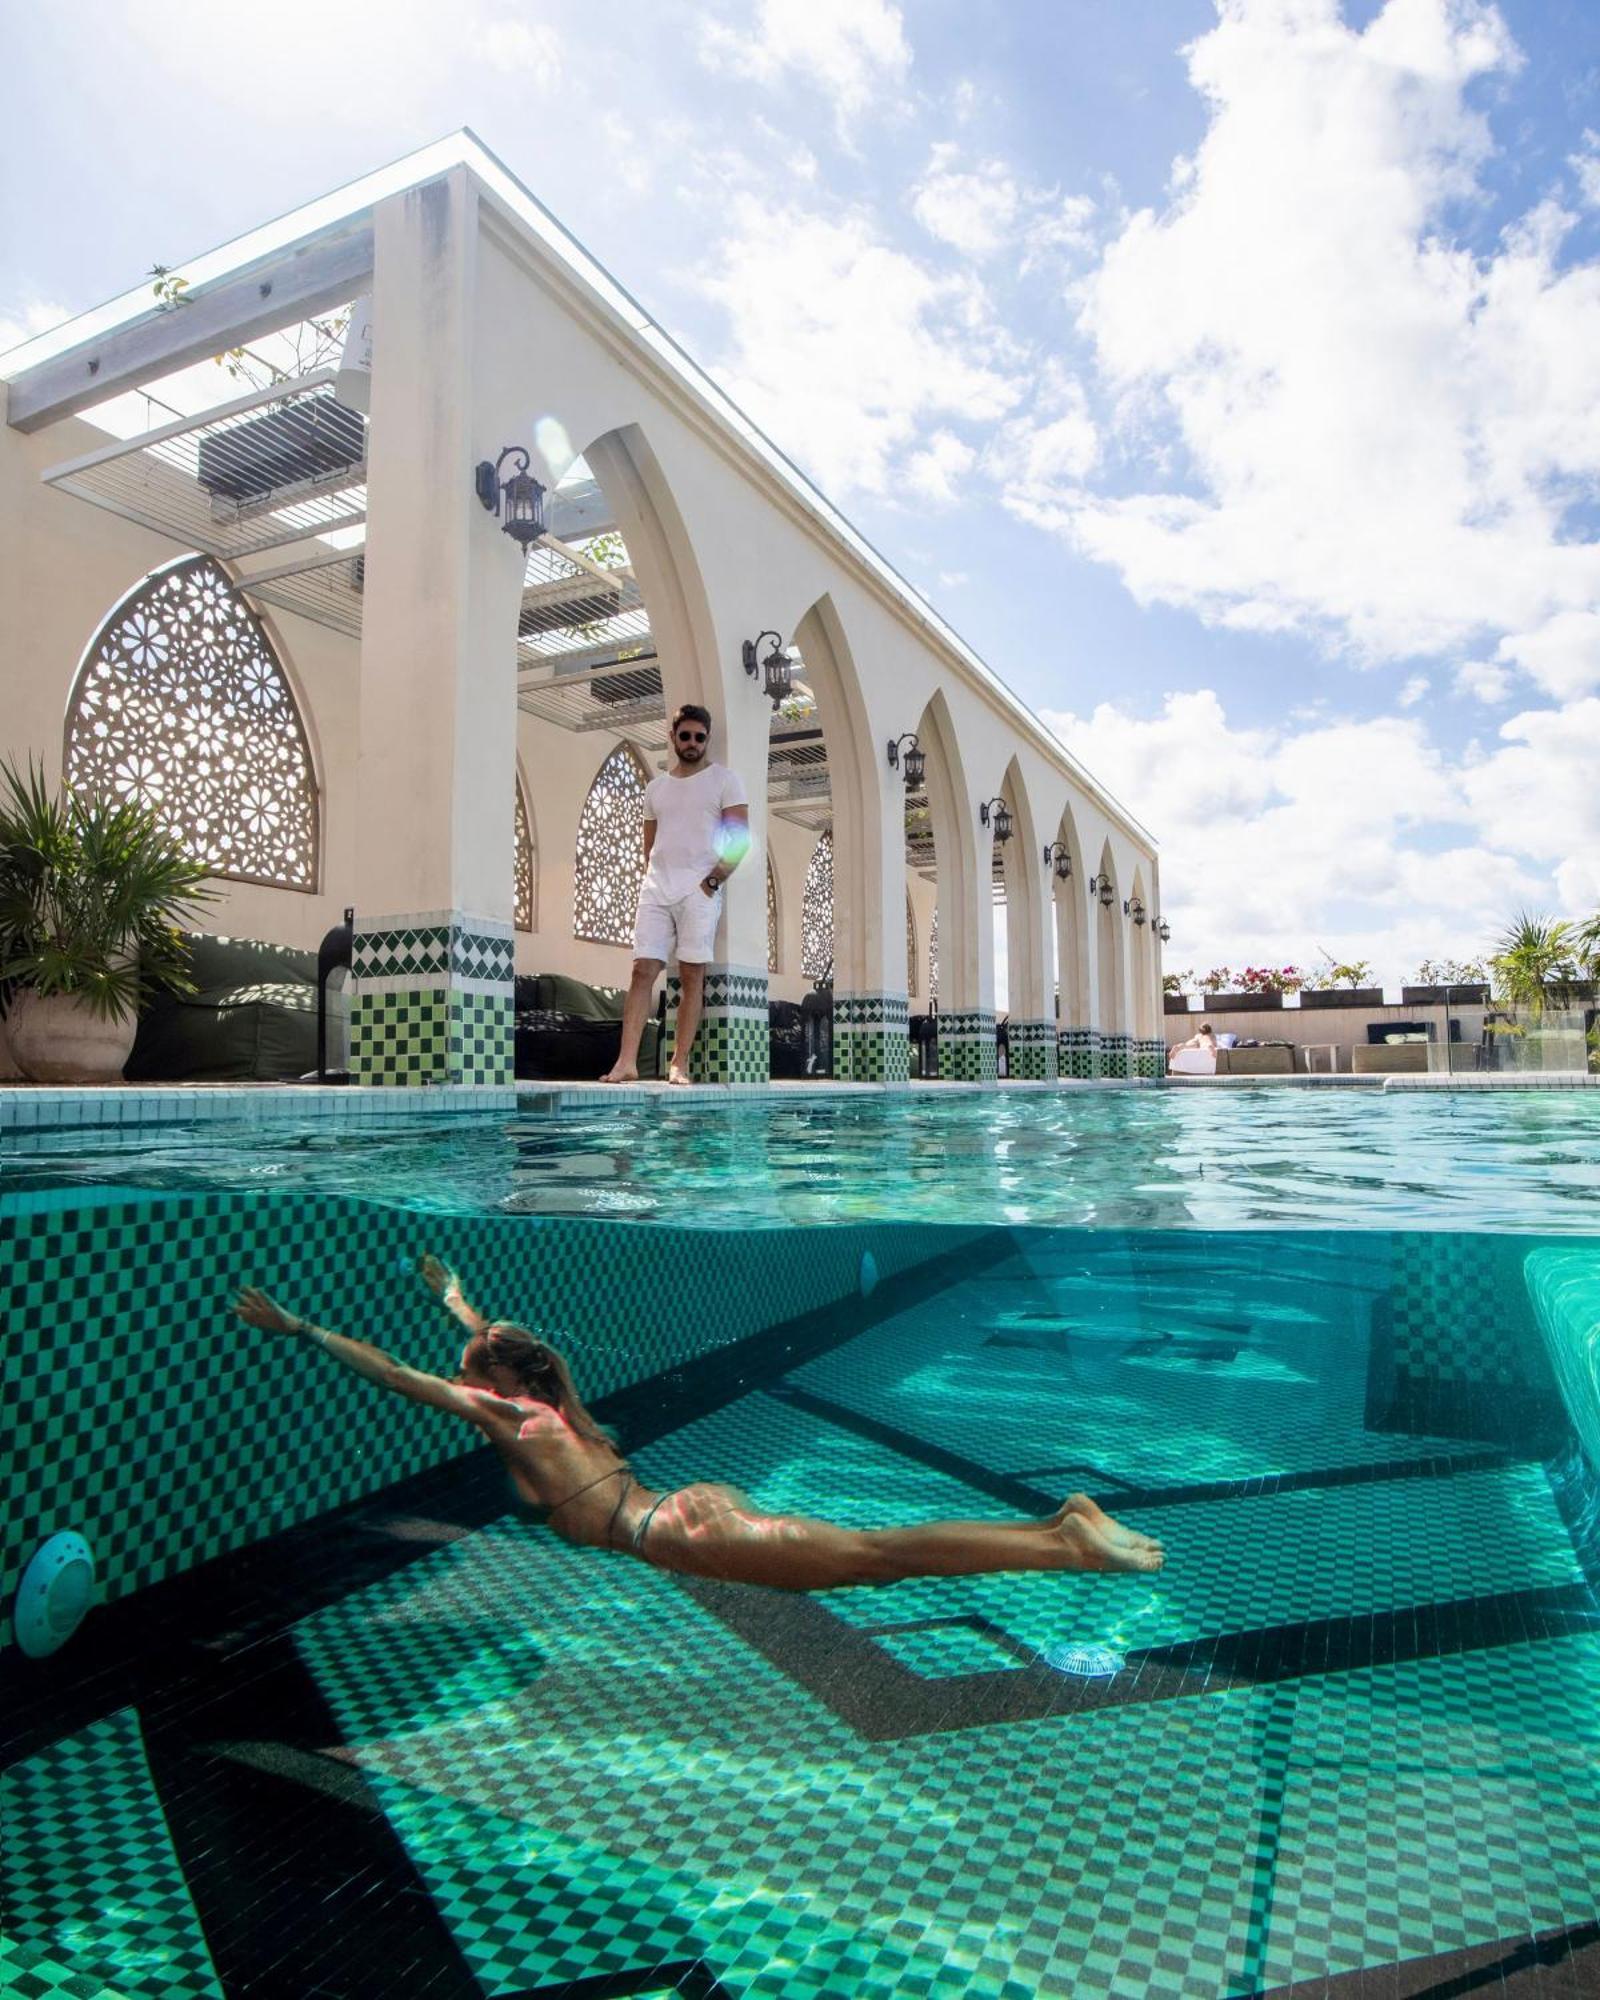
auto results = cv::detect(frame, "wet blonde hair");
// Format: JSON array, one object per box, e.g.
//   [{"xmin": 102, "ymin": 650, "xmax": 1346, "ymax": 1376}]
[{"xmin": 465, "ymin": 1323, "xmax": 614, "ymax": 1448}]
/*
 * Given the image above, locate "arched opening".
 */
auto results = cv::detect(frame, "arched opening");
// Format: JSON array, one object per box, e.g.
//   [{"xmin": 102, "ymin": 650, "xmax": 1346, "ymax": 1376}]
[
  {"xmin": 573, "ymin": 744, "xmax": 651, "ymax": 946},
  {"xmin": 1052, "ymin": 805, "xmax": 1090, "ymax": 1029},
  {"xmin": 801, "ymin": 829, "xmax": 835, "ymax": 981},
  {"xmin": 514, "ymin": 764, "xmax": 537, "ymax": 934},
  {"xmin": 911, "ymin": 691, "xmax": 986, "ymax": 1078},
  {"xmin": 992, "ymin": 758, "xmax": 1052, "ymax": 1078},
  {"xmin": 64, "ymin": 553, "xmax": 319, "ymax": 889},
  {"xmin": 1094, "ymin": 838, "xmax": 1129, "ymax": 1069},
  {"xmin": 1129, "ymin": 865, "xmax": 1155, "ymax": 1041}
]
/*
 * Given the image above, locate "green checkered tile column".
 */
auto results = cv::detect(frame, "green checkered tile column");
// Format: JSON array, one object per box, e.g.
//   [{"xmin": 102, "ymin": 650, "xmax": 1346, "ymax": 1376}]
[
  {"xmin": 664, "ymin": 965, "xmax": 769, "ymax": 1082},
  {"xmin": 835, "ymin": 992, "xmax": 911, "ymax": 1084},
  {"xmin": 1058, "ymin": 1026, "xmax": 1100, "ymax": 1079},
  {"xmin": 1141, "ymin": 1036, "xmax": 1167, "ymax": 1078},
  {"xmin": 939, "ymin": 1008, "xmax": 998, "ymax": 1081},
  {"xmin": 1100, "ymin": 1030, "xmax": 1135, "ymax": 1078},
  {"xmin": 350, "ymin": 909, "xmax": 513, "ymax": 1085},
  {"xmin": 0, "ymin": 1708, "xmax": 223, "ymax": 2000},
  {"xmin": 1006, "ymin": 1017, "xmax": 1058, "ymax": 1081}
]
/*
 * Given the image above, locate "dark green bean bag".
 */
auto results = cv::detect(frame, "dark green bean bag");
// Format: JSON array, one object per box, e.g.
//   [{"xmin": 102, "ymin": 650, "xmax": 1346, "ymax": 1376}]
[{"xmin": 129, "ymin": 932, "xmax": 348, "ymax": 1082}]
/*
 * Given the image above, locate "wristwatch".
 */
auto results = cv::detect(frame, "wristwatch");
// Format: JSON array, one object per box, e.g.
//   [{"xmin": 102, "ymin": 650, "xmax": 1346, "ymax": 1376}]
[{"xmin": 703, "ymin": 873, "xmax": 722, "ymax": 893}]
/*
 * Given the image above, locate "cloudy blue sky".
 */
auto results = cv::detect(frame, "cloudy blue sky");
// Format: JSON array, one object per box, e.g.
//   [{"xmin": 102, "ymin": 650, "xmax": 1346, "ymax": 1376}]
[{"xmin": 4, "ymin": 0, "xmax": 1598, "ymax": 987}]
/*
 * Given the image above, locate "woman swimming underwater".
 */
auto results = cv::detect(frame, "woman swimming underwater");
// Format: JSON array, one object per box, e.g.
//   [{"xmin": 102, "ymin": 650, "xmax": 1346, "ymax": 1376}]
[{"xmin": 230, "ymin": 1258, "xmax": 1163, "ymax": 1590}]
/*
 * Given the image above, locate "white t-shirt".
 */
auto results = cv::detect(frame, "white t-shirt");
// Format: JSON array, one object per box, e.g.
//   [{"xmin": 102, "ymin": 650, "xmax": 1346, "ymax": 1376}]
[{"xmin": 642, "ymin": 763, "xmax": 748, "ymax": 902}]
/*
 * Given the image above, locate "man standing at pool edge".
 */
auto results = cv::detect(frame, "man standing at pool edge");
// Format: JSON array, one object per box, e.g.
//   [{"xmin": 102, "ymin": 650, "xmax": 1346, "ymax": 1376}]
[{"xmin": 601, "ymin": 703, "xmax": 749, "ymax": 1086}]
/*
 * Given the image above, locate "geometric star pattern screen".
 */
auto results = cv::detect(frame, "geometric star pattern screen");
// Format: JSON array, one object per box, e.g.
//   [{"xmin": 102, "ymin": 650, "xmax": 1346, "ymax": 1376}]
[
  {"xmin": 573, "ymin": 744, "xmax": 649, "ymax": 946},
  {"xmin": 802, "ymin": 827, "xmax": 834, "ymax": 980},
  {"xmin": 64, "ymin": 555, "xmax": 318, "ymax": 890}
]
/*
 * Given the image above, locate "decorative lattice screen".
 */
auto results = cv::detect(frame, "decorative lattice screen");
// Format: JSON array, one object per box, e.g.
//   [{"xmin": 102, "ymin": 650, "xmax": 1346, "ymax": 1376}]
[
  {"xmin": 64, "ymin": 555, "xmax": 318, "ymax": 889},
  {"xmin": 574, "ymin": 746, "xmax": 649, "ymax": 945},
  {"xmin": 514, "ymin": 779, "xmax": 535, "ymax": 933},
  {"xmin": 906, "ymin": 894, "xmax": 917, "ymax": 998},
  {"xmin": 801, "ymin": 830, "xmax": 834, "ymax": 981},
  {"xmin": 767, "ymin": 857, "xmax": 779, "ymax": 973},
  {"xmin": 929, "ymin": 903, "xmax": 939, "ymax": 1003}
]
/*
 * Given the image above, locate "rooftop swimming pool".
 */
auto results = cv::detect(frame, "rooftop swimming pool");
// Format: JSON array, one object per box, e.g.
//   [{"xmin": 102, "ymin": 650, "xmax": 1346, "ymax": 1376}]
[
  {"xmin": 6, "ymin": 1086, "xmax": 1600, "ymax": 1999},
  {"xmin": 5, "ymin": 1085, "xmax": 1600, "ymax": 1230}
]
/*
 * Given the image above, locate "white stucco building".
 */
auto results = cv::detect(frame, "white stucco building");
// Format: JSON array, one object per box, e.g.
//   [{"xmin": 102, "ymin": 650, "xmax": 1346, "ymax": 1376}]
[{"xmin": 0, "ymin": 133, "xmax": 1163, "ymax": 1086}]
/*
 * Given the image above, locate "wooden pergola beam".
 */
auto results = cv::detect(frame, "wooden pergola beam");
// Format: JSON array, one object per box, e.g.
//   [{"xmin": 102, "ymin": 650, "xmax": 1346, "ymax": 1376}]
[{"xmin": 4, "ymin": 226, "xmax": 375, "ymax": 434}]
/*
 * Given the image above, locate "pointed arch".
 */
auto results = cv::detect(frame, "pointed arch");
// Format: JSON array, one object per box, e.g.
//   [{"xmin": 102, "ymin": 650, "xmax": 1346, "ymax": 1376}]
[
  {"xmin": 583, "ymin": 424, "xmax": 720, "ymax": 730},
  {"xmin": 513, "ymin": 761, "xmax": 537, "ymax": 934},
  {"xmin": 1129, "ymin": 865, "xmax": 1155, "ymax": 1038},
  {"xmin": 802, "ymin": 829, "xmax": 835, "ymax": 981},
  {"xmin": 574, "ymin": 742, "xmax": 651, "ymax": 945},
  {"xmin": 914, "ymin": 690, "xmax": 980, "ymax": 1011},
  {"xmin": 63, "ymin": 553, "xmax": 319, "ymax": 889},
  {"xmin": 792, "ymin": 597, "xmax": 877, "ymax": 996},
  {"xmin": 1053, "ymin": 802, "xmax": 1090, "ymax": 1026},
  {"xmin": 995, "ymin": 757, "xmax": 1047, "ymax": 1023},
  {"xmin": 1094, "ymin": 838, "xmax": 1127, "ymax": 1033}
]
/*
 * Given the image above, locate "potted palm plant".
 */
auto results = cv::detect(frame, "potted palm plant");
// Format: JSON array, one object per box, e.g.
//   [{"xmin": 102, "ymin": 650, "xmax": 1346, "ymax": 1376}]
[{"xmin": 0, "ymin": 758, "xmax": 217, "ymax": 1083}]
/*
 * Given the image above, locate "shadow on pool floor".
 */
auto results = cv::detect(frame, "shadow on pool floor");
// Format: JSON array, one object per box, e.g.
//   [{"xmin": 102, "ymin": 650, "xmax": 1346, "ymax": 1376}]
[{"xmin": 5, "ymin": 1241, "xmax": 1600, "ymax": 1999}]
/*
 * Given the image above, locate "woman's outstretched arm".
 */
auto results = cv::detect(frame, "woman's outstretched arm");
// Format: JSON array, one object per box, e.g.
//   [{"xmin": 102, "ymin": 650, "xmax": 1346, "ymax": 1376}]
[
  {"xmin": 231, "ymin": 1285, "xmax": 495, "ymax": 1421},
  {"xmin": 417, "ymin": 1255, "xmax": 489, "ymax": 1337}
]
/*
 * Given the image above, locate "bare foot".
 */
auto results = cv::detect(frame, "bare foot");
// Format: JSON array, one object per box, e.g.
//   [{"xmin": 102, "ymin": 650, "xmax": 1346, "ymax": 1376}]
[
  {"xmin": 1053, "ymin": 1514, "xmax": 1164, "ymax": 1574},
  {"xmin": 1054, "ymin": 1492, "xmax": 1164, "ymax": 1556},
  {"xmin": 599, "ymin": 1065, "xmax": 639, "ymax": 1084},
  {"xmin": 667, "ymin": 1064, "xmax": 694, "ymax": 1087}
]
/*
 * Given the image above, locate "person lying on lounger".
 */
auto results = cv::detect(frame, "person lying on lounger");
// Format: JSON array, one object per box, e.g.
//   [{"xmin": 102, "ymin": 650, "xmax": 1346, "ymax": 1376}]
[{"xmin": 229, "ymin": 1257, "xmax": 1163, "ymax": 1590}]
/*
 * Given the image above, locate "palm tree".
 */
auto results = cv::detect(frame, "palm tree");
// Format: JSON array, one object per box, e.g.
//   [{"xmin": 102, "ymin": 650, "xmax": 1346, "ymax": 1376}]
[
  {"xmin": 1574, "ymin": 910, "xmax": 1600, "ymax": 979},
  {"xmin": 1490, "ymin": 913, "xmax": 1578, "ymax": 1021}
]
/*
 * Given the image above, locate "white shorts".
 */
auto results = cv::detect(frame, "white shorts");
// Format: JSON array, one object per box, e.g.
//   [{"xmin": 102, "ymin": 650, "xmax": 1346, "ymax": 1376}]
[{"xmin": 632, "ymin": 884, "xmax": 722, "ymax": 964}]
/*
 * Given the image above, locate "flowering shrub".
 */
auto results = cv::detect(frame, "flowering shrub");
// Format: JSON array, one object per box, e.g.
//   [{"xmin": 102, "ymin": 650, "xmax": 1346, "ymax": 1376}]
[
  {"xmin": 1237, "ymin": 964, "xmax": 1305, "ymax": 995},
  {"xmin": 1199, "ymin": 967, "xmax": 1232, "ymax": 993}
]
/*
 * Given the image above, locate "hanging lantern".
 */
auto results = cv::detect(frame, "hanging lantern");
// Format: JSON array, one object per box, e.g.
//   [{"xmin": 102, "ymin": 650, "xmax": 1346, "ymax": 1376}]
[{"xmin": 475, "ymin": 445, "xmax": 546, "ymax": 552}]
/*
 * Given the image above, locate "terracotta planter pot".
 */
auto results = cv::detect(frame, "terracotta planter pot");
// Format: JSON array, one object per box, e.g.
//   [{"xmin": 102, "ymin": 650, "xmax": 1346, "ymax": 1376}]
[
  {"xmin": 1301, "ymin": 988, "xmax": 1383, "ymax": 1010},
  {"xmin": 5, "ymin": 989, "xmax": 137, "ymax": 1083}
]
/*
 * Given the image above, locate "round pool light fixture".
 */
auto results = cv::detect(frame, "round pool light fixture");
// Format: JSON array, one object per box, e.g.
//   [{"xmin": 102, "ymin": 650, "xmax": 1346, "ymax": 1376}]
[
  {"xmin": 1041, "ymin": 1641, "xmax": 1126, "ymax": 1678},
  {"xmin": 14, "ymin": 1532, "xmax": 97, "ymax": 1659}
]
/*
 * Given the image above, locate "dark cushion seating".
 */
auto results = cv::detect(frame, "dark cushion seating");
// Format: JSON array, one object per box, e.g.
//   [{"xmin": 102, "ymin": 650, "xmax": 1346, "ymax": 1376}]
[
  {"xmin": 129, "ymin": 932, "xmax": 346, "ymax": 1082},
  {"xmin": 513, "ymin": 973, "xmax": 661, "ymax": 1079},
  {"xmin": 769, "ymin": 999, "xmax": 806, "ymax": 1079}
]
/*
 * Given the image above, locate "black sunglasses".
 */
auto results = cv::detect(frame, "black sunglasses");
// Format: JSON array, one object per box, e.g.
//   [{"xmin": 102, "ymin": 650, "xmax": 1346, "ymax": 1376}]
[{"xmin": 676, "ymin": 729, "xmax": 708, "ymax": 743}]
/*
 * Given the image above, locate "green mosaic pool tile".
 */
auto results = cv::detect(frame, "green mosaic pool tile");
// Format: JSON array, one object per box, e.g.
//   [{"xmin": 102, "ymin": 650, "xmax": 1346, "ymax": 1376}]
[
  {"xmin": 0, "ymin": 1937, "xmax": 139, "ymax": 2000},
  {"xmin": 0, "ymin": 1710, "xmax": 222, "ymax": 2000},
  {"xmin": 1391, "ymin": 1230, "xmax": 1552, "ymax": 1392},
  {"xmin": 630, "ymin": 1387, "xmax": 1579, "ymax": 1665},
  {"xmin": 2, "ymin": 1189, "xmax": 972, "ymax": 1647},
  {"xmin": 871, "ymin": 1624, "xmax": 1026, "ymax": 1677}
]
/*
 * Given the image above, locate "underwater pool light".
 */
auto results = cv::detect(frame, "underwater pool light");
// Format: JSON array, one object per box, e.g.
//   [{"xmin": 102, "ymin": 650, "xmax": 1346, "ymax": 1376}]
[
  {"xmin": 14, "ymin": 1531, "xmax": 98, "ymax": 1658},
  {"xmin": 1041, "ymin": 1641, "xmax": 1126, "ymax": 1678}
]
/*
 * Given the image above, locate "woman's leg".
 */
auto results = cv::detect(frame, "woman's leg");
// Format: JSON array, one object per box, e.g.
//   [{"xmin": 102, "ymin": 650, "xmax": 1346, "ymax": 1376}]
[{"xmin": 641, "ymin": 1485, "xmax": 1162, "ymax": 1592}]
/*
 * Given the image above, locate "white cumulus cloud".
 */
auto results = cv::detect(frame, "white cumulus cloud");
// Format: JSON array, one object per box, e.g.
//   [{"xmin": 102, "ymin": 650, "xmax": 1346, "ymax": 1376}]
[
  {"xmin": 699, "ymin": 0, "xmax": 910, "ymax": 133},
  {"xmin": 1047, "ymin": 0, "xmax": 1600, "ymax": 697},
  {"xmin": 1039, "ymin": 684, "xmax": 1596, "ymax": 986},
  {"xmin": 698, "ymin": 194, "xmax": 1026, "ymax": 497}
]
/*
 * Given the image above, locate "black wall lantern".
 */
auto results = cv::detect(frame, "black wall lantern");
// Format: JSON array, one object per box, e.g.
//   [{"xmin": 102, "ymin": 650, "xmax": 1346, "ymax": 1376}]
[
  {"xmin": 887, "ymin": 733, "xmax": 927, "ymax": 789},
  {"xmin": 1157, "ymin": 917, "xmax": 1172, "ymax": 944},
  {"xmin": 1124, "ymin": 896, "xmax": 1147, "ymax": 925},
  {"xmin": 1044, "ymin": 840, "xmax": 1073, "ymax": 881},
  {"xmin": 743, "ymin": 630, "xmax": 793, "ymax": 708},
  {"xmin": 979, "ymin": 797, "xmax": 1014, "ymax": 844},
  {"xmin": 475, "ymin": 445, "xmax": 547, "ymax": 552},
  {"xmin": 1093, "ymin": 871, "xmax": 1115, "ymax": 909}
]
